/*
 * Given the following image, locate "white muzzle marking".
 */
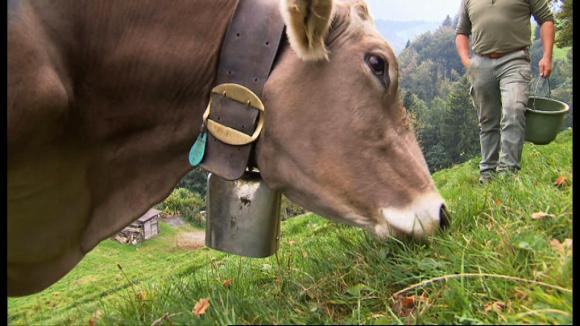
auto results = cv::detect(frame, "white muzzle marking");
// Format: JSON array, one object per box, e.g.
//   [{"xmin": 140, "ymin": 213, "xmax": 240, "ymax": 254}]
[{"xmin": 380, "ymin": 192, "xmax": 444, "ymax": 237}]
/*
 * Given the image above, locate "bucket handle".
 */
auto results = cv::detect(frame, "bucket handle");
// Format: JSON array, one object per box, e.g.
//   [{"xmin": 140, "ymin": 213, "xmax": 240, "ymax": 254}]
[
  {"xmin": 531, "ymin": 77, "xmax": 551, "ymax": 110},
  {"xmin": 532, "ymin": 77, "xmax": 551, "ymax": 98}
]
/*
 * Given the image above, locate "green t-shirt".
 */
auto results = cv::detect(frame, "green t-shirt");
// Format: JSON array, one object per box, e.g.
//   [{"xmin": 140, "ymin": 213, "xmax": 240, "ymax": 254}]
[{"xmin": 456, "ymin": 0, "xmax": 555, "ymax": 55}]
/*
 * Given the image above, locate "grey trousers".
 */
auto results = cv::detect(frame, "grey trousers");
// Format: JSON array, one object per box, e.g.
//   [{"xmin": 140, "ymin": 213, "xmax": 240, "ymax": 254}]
[{"xmin": 469, "ymin": 49, "xmax": 532, "ymax": 173}]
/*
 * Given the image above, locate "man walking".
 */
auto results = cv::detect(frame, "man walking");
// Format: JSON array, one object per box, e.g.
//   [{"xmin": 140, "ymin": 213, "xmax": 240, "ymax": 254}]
[{"xmin": 455, "ymin": 0, "xmax": 555, "ymax": 184}]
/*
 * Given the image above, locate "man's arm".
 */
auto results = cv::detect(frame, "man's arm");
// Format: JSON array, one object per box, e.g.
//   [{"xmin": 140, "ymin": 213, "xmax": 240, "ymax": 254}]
[
  {"xmin": 456, "ymin": 34, "xmax": 471, "ymax": 69},
  {"xmin": 539, "ymin": 21, "xmax": 555, "ymax": 78},
  {"xmin": 530, "ymin": 0, "xmax": 556, "ymax": 78},
  {"xmin": 455, "ymin": 0, "xmax": 472, "ymax": 69}
]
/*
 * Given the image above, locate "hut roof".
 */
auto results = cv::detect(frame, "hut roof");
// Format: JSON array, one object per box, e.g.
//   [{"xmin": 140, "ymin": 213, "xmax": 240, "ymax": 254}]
[{"xmin": 136, "ymin": 208, "xmax": 161, "ymax": 223}]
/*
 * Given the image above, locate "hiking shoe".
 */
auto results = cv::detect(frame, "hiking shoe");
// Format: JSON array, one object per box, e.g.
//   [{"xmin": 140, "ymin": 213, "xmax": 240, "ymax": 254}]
[
  {"xmin": 497, "ymin": 166, "xmax": 519, "ymax": 177},
  {"xmin": 479, "ymin": 170, "xmax": 496, "ymax": 185}
]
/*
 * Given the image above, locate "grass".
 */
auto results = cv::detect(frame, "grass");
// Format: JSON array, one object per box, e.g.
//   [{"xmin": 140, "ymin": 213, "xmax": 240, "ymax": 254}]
[
  {"xmin": 552, "ymin": 46, "xmax": 570, "ymax": 61},
  {"xmin": 531, "ymin": 23, "xmax": 571, "ymax": 62},
  {"xmin": 8, "ymin": 129, "xmax": 573, "ymax": 325},
  {"xmin": 7, "ymin": 222, "xmax": 208, "ymax": 325}
]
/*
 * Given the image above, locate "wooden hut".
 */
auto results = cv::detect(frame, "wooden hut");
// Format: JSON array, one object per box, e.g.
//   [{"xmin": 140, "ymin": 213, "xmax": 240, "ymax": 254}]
[{"xmin": 113, "ymin": 208, "xmax": 161, "ymax": 245}]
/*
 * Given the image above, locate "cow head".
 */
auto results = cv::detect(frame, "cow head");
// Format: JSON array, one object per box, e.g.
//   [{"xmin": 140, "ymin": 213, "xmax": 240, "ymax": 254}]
[{"xmin": 256, "ymin": 0, "xmax": 450, "ymax": 239}]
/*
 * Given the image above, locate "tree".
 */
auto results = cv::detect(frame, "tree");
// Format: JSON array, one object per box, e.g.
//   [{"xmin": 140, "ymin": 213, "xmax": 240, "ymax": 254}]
[
  {"xmin": 425, "ymin": 143, "xmax": 449, "ymax": 172},
  {"xmin": 177, "ymin": 167, "xmax": 208, "ymax": 196},
  {"xmin": 439, "ymin": 77, "xmax": 480, "ymax": 166},
  {"xmin": 554, "ymin": 0, "xmax": 572, "ymax": 48},
  {"xmin": 412, "ymin": 97, "xmax": 447, "ymax": 171},
  {"xmin": 442, "ymin": 15, "xmax": 453, "ymax": 28},
  {"xmin": 452, "ymin": 14, "xmax": 460, "ymax": 29},
  {"xmin": 399, "ymin": 25, "xmax": 464, "ymax": 103},
  {"xmin": 402, "ymin": 59, "xmax": 439, "ymax": 104},
  {"xmin": 410, "ymin": 77, "xmax": 480, "ymax": 172},
  {"xmin": 402, "ymin": 91, "xmax": 414, "ymax": 112}
]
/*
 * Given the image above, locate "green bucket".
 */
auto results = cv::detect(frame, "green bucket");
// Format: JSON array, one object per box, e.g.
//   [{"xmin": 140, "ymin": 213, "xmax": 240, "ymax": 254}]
[
  {"xmin": 525, "ymin": 96, "xmax": 569, "ymax": 145},
  {"xmin": 524, "ymin": 78, "xmax": 569, "ymax": 145}
]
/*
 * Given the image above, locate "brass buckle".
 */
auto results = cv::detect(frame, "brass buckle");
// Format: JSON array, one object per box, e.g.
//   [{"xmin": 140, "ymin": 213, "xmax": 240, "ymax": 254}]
[{"xmin": 202, "ymin": 83, "xmax": 265, "ymax": 146}]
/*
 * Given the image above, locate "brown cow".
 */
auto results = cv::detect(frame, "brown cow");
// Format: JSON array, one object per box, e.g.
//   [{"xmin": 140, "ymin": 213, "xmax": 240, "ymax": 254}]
[{"xmin": 8, "ymin": 0, "xmax": 449, "ymax": 296}]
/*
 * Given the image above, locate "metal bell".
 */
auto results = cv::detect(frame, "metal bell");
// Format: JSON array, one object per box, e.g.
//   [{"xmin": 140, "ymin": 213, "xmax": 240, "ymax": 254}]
[{"xmin": 205, "ymin": 170, "xmax": 281, "ymax": 258}]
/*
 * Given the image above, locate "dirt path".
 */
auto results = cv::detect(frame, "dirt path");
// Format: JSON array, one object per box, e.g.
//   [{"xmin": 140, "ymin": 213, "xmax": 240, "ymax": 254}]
[
  {"xmin": 162, "ymin": 216, "xmax": 206, "ymax": 249},
  {"xmin": 175, "ymin": 231, "xmax": 206, "ymax": 249},
  {"xmin": 164, "ymin": 215, "xmax": 186, "ymax": 227}
]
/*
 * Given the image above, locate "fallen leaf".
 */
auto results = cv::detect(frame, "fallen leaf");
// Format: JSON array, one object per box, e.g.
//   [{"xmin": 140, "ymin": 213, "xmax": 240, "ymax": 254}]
[
  {"xmin": 223, "ymin": 279, "xmax": 233, "ymax": 288},
  {"xmin": 402, "ymin": 296, "xmax": 416, "ymax": 308},
  {"xmin": 551, "ymin": 239, "xmax": 573, "ymax": 256},
  {"xmin": 495, "ymin": 199, "xmax": 503, "ymax": 206},
  {"xmin": 550, "ymin": 239, "xmax": 565, "ymax": 255},
  {"xmin": 192, "ymin": 298, "xmax": 210, "ymax": 317},
  {"xmin": 487, "ymin": 222, "xmax": 494, "ymax": 231},
  {"xmin": 392, "ymin": 294, "xmax": 428, "ymax": 317},
  {"xmin": 531, "ymin": 212, "xmax": 555, "ymax": 220},
  {"xmin": 554, "ymin": 176, "xmax": 568, "ymax": 187},
  {"xmin": 88, "ymin": 310, "xmax": 103, "ymax": 326},
  {"xmin": 562, "ymin": 239, "xmax": 572, "ymax": 251},
  {"xmin": 484, "ymin": 301, "xmax": 506, "ymax": 314},
  {"xmin": 136, "ymin": 291, "xmax": 148, "ymax": 301}
]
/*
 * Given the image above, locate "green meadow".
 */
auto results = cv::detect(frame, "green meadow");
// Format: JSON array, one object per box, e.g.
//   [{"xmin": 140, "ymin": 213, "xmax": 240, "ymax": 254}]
[{"xmin": 8, "ymin": 129, "xmax": 572, "ymax": 325}]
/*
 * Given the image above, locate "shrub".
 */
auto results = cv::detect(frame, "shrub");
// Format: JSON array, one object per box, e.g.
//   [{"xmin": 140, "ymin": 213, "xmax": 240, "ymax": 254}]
[
  {"xmin": 159, "ymin": 188, "xmax": 206, "ymax": 226},
  {"xmin": 281, "ymin": 195, "xmax": 306, "ymax": 220}
]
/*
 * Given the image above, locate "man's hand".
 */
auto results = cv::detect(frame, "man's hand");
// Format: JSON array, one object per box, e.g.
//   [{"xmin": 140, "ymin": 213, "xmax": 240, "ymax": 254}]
[
  {"xmin": 539, "ymin": 56, "xmax": 553, "ymax": 78},
  {"xmin": 461, "ymin": 57, "xmax": 472, "ymax": 69},
  {"xmin": 456, "ymin": 34, "xmax": 472, "ymax": 69}
]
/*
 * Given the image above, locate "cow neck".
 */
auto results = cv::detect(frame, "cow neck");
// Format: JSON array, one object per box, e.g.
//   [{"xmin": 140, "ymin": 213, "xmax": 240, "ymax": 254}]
[{"xmin": 199, "ymin": 0, "xmax": 285, "ymax": 180}]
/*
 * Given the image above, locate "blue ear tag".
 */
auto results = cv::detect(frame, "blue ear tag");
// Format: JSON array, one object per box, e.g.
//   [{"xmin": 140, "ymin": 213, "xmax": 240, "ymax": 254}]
[{"xmin": 188, "ymin": 131, "xmax": 207, "ymax": 167}]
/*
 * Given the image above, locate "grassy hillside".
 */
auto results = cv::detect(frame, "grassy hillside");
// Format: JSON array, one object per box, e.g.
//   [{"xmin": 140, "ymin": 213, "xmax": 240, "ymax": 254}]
[
  {"xmin": 8, "ymin": 223, "xmax": 210, "ymax": 325},
  {"xmin": 8, "ymin": 130, "xmax": 572, "ymax": 325}
]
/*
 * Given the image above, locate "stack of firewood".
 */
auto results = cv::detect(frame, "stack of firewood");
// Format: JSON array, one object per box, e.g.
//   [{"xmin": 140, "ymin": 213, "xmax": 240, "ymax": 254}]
[{"xmin": 113, "ymin": 226, "xmax": 144, "ymax": 245}]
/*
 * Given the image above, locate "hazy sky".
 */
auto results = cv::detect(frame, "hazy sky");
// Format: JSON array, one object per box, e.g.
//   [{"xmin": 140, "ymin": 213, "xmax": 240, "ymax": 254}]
[{"xmin": 366, "ymin": 0, "xmax": 462, "ymax": 22}]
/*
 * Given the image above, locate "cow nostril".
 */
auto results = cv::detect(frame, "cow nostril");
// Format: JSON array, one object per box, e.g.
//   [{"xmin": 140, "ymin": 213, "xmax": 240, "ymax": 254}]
[{"xmin": 439, "ymin": 204, "xmax": 450, "ymax": 230}]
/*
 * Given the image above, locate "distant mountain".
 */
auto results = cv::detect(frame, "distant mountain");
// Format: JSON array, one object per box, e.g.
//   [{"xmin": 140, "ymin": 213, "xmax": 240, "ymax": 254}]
[{"xmin": 374, "ymin": 20, "xmax": 441, "ymax": 55}]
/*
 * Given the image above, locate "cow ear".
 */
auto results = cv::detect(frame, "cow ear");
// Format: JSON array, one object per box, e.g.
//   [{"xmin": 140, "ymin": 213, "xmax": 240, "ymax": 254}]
[{"xmin": 280, "ymin": 0, "xmax": 334, "ymax": 61}]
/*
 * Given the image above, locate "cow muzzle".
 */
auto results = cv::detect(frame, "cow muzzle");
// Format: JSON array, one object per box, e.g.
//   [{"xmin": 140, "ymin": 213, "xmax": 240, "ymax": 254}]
[{"xmin": 379, "ymin": 192, "xmax": 450, "ymax": 238}]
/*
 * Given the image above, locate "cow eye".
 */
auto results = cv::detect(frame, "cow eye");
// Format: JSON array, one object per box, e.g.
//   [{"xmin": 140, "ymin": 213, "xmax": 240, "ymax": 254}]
[
  {"xmin": 366, "ymin": 54, "xmax": 385, "ymax": 75},
  {"xmin": 365, "ymin": 54, "xmax": 390, "ymax": 87}
]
